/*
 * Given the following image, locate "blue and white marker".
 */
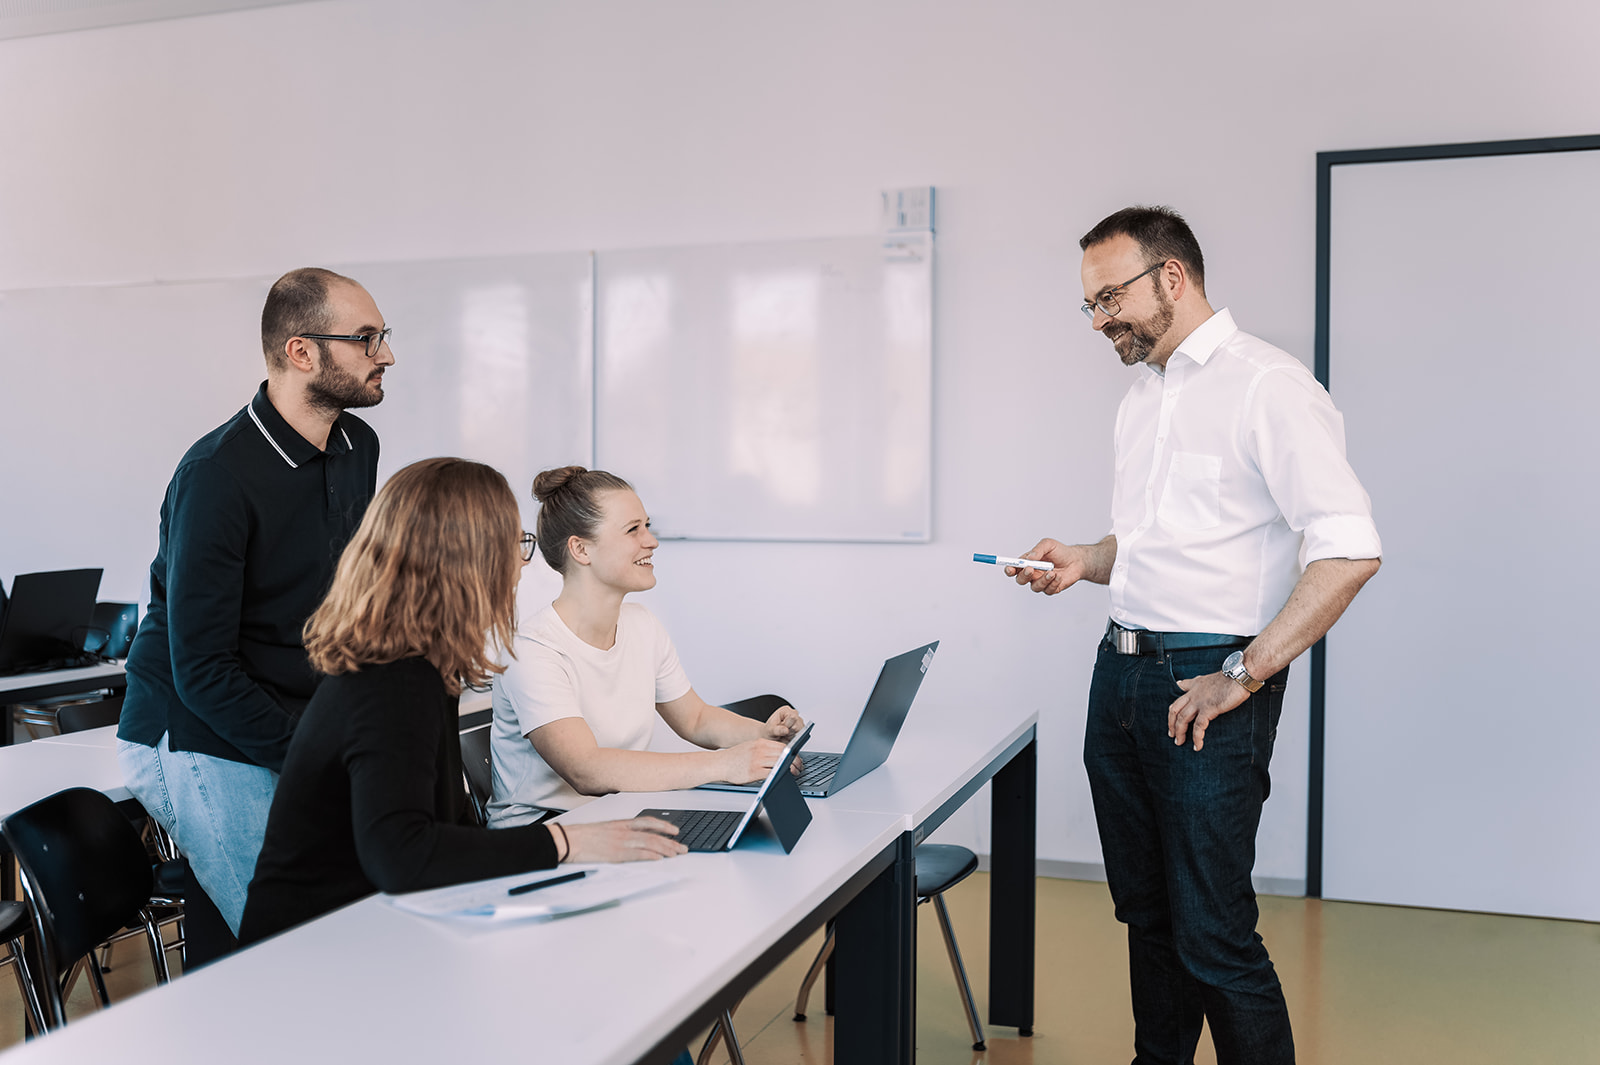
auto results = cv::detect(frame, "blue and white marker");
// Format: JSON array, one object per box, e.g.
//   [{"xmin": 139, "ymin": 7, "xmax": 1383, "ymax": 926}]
[{"xmin": 973, "ymin": 553, "xmax": 1054, "ymax": 571}]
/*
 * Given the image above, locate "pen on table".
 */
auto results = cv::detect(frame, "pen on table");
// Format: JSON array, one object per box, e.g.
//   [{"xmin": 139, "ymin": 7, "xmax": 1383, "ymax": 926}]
[
  {"xmin": 508, "ymin": 869, "xmax": 588, "ymax": 896},
  {"xmin": 972, "ymin": 553, "xmax": 1055, "ymax": 571}
]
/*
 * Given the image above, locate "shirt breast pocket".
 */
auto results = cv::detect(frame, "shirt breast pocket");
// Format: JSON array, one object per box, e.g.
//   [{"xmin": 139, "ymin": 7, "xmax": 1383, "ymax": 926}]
[{"xmin": 1157, "ymin": 450, "xmax": 1222, "ymax": 531}]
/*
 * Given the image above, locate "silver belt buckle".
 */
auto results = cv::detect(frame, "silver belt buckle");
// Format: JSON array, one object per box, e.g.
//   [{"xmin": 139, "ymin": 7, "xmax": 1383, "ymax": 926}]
[{"xmin": 1113, "ymin": 623, "xmax": 1141, "ymax": 655}]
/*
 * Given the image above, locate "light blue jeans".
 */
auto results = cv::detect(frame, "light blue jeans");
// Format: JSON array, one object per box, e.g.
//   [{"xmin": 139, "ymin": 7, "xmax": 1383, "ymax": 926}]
[{"xmin": 117, "ymin": 734, "xmax": 278, "ymax": 937}]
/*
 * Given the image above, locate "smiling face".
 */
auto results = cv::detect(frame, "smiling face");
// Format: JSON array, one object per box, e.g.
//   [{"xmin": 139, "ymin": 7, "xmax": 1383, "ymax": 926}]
[
  {"xmin": 573, "ymin": 489, "xmax": 659, "ymax": 593},
  {"xmin": 1081, "ymin": 233, "xmax": 1178, "ymax": 368},
  {"xmin": 305, "ymin": 281, "xmax": 394, "ymax": 413}
]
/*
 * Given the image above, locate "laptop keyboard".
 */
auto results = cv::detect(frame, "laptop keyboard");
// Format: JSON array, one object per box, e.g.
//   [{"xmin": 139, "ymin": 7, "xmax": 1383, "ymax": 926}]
[
  {"xmin": 642, "ymin": 808, "xmax": 743, "ymax": 852},
  {"xmin": 796, "ymin": 753, "xmax": 841, "ymax": 789}
]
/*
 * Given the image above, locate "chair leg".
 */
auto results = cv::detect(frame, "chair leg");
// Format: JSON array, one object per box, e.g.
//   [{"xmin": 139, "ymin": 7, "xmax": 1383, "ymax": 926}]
[
  {"xmin": 85, "ymin": 955, "xmax": 112, "ymax": 1009},
  {"xmin": 932, "ymin": 893, "xmax": 986, "ymax": 1051},
  {"xmin": 793, "ymin": 924, "xmax": 836, "ymax": 1021},
  {"xmin": 696, "ymin": 1005, "xmax": 746, "ymax": 1065},
  {"xmin": 58, "ymin": 956, "xmax": 85, "ymax": 1006},
  {"xmin": 142, "ymin": 910, "xmax": 171, "ymax": 985},
  {"xmin": 5, "ymin": 937, "xmax": 48, "ymax": 1038}
]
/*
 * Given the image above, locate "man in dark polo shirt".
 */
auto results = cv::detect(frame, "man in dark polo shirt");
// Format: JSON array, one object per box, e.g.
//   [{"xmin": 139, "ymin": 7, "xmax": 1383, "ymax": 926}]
[{"xmin": 117, "ymin": 267, "xmax": 394, "ymax": 953}]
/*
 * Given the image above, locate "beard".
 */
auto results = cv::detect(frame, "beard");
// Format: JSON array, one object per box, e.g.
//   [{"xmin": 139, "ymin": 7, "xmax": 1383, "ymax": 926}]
[
  {"xmin": 306, "ymin": 343, "xmax": 385, "ymax": 414},
  {"xmin": 1104, "ymin": 291, "xmax": 1175, "ymax": 366}
]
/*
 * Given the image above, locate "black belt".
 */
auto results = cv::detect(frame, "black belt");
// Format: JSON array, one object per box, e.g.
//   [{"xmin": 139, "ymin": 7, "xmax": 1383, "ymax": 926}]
[{"xmin": 1104, "ymin": 619, "xmax": 1251, "ymax": 657}]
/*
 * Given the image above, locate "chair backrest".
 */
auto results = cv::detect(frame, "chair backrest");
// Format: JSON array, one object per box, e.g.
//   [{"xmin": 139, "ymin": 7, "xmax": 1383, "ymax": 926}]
[
  {"xmin": 1, "ymin": 788, "xmax": 154, "ymax": 976},
  {"xmin": 721, "ymin": 694, "xmax": 793, "ymax": 722},
  {"xmin": 459, "ymin": 725, "xmax": 493, "ymax": 827},
  {"xmin": 57, "ymin": 692, "xmax": 124, "ymax": 734}
]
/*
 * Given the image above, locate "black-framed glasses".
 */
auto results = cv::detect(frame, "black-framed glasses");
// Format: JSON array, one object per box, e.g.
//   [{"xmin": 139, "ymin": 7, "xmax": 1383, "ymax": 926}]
[
  {"xmin": 297, "ymin": 327, "xmax": 393, "ymax": 358},
  {"xmin": 1080, "ymin": 262, "xmax": 1166, "ymax": 321},
  {"xmin": 520, "ymin": 532, "xmax": 537, "ymax": 562}
]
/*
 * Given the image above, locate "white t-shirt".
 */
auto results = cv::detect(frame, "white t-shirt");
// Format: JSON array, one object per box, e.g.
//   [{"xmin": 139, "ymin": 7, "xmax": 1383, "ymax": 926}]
[{"xmin": 487, "ymin": 601, "xmax": 691, "ymax": 825}]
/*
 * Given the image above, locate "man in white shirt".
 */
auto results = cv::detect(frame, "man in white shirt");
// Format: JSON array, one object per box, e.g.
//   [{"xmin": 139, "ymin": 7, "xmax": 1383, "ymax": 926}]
[{"xmin": 1011, "ymin": 206, "xmax": 1380, "ymax": 1065}]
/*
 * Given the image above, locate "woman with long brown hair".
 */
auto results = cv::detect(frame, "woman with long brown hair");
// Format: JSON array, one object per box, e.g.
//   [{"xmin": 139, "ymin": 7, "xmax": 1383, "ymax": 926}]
[{"xmin": 239, "ymin": 457, "xmax": 683, "ymax": 944}]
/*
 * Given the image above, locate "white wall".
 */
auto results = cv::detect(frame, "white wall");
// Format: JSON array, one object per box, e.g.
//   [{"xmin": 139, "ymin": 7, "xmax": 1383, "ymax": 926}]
[{"xmin": 3, "ymin": 0, "xmax": 1598, "ymax": 885}]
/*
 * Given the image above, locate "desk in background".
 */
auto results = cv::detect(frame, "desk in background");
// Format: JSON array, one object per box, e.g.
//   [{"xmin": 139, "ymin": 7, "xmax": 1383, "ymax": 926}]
[{"xmin": 1, "ymin": 663, "xmax": 126, "ymax": 746}]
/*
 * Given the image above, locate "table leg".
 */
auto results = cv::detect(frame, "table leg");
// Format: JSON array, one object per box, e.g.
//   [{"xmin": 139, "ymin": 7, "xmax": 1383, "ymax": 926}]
[
  {"xmin": 989, "ymin": 735, "xmax": 1036, "ymax": 1034},
  {"xmin": 834, "ymin": 831, "xmax": 915, "ymax": 1065}
]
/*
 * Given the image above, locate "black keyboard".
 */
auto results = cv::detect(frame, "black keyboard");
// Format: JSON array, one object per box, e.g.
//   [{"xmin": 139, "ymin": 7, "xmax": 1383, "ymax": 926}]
[
  {"xmin": 796, "ymin": 753, "xmax": 841, "ymax": 789},
  {"xmin": 641, "ymin": 808, "xmax": 743, "ymax": 852}
]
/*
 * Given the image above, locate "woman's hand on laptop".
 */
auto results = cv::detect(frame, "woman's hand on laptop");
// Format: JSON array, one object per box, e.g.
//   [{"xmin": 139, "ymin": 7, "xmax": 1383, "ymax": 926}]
[
  {"xmin": 763, "ymin": 705, "xmax": 806, "ymax": 775},
  {"xmin": 764, "ymin": 704, "xmax": 805, "ymax": 740},
  {"xmin": 719, "ymin": 738, "xmax": 792, "ymax": 784},
  {"xmin": 560, "ymin": 817, "xmax": 687, "ymax": 863}
]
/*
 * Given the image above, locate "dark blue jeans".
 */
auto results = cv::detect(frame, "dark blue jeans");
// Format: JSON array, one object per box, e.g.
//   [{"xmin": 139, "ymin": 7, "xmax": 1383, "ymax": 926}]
[{"xmin": 1084, "ymin": 639, "xmax": 1294, "ymax": 1065}]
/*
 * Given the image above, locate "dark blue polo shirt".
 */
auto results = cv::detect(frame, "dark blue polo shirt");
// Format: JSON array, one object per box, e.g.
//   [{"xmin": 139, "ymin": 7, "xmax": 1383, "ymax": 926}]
[{"xmin": 118, "ymin": 383, "xmax": 379, "ymax": 771}]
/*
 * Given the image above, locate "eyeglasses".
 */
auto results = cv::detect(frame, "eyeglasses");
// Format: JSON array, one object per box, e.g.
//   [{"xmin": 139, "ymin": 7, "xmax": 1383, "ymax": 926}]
[
  {"xmin": 520, "ymin": 532, "xmax": 537, "ymax": 562},
  {"xmin": 297, "ymin": 327, "xmax": 393, "ymax": 358},
  {"xmin": 1080, "ymin": 262, "xmax": 1166, "ymax": 321}
]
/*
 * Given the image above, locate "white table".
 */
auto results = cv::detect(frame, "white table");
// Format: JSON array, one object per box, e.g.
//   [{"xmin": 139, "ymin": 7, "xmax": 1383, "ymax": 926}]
[
  {"xmin": 0, "ymin": 729, "xmax": 127, "ymax": 814},
  {"xmin": 5, "ymin": 792, "xmax": 907, "ymax": 1065},
  {"xmin": 0, "ymin": 692, "xmax": 1037, "ymax": 1064}
]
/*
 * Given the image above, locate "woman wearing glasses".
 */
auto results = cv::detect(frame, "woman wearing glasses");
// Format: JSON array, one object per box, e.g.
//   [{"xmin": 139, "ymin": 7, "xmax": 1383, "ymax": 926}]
[
  {"xmin": 486, "ymin": 466, "xmax": 803, "ymax": 827},
  {"xmin": 238, "ymin": 458, "xmax": 685, "ymax": 945}
]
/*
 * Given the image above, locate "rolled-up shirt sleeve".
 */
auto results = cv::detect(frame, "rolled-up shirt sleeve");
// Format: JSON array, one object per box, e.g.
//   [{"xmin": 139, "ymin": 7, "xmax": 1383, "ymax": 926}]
[{"xmin": 1246, "ymin": 366, "xmax": 1383, "ymax": 565}]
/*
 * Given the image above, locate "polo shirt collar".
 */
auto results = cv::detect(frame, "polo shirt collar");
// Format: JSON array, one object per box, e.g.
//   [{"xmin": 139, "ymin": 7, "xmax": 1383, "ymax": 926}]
[{"xmin": 247, "ymin": 382, "xmax": 355, "ymax": 469}]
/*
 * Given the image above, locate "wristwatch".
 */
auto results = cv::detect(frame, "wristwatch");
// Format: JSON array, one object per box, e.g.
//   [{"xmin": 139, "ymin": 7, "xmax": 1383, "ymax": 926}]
[{"xmin": 1222, "ymin": 650, "xmax": 1263, "ymax": 693}]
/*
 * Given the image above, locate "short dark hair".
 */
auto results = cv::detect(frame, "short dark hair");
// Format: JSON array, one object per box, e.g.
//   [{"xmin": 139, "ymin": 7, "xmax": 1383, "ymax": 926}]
[
  {"xmin": 531, "ymin": 466, "xmax": 635, "ymax": 575},
  {"xmin": 1080, "ymin": 206, "xmax": 1205, "ymax": 292},
  {"xmin": 260, "ymin": 267, "xmax": 355, "ymax": 370}
]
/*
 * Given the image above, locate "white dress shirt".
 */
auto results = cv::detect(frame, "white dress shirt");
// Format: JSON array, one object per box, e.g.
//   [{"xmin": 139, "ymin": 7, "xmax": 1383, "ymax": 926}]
[{"xmin": 1108, "ymin": 308, "xmax": 1381, "ymax": 636}]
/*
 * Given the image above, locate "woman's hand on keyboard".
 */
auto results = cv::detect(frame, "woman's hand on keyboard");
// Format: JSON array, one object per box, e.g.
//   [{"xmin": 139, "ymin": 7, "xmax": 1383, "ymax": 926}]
[{"xmin": 561, "ymin": 817, "xmax": 688, "ymax": 863}]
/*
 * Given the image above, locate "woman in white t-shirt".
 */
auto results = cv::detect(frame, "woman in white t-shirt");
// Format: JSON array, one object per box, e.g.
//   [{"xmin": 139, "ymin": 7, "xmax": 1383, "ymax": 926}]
[{"xmin": 488, "ymin": 466, "xmax": 804, "ymax": 826}]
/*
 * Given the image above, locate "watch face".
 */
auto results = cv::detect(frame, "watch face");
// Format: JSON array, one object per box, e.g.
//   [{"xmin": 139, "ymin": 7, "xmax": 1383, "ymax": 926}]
[{"xmin": 1223, "ymin": 650, "xmax": 1260, "ymax": 691}]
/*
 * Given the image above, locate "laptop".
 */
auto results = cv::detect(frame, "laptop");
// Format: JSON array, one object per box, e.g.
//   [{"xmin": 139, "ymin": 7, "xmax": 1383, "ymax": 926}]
[
  {"xmin": 639, "ymin": 722, "xmax": 814, "ymax": 853},
  {"xmin": 0, "ymin": 569, "xmax": 104, "ymax": 676},
  {"xmin": 700, "ymin": 640, "xmax": 938, "ymax": 799}
]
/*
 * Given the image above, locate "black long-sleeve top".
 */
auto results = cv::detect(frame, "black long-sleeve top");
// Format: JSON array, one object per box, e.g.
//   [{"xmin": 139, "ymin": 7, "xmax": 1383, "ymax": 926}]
[
  {"xmin": 118, "ymin": 383, "xmax": 378, "ymax": 770},
  {"xmin": 238, "ymin": 657, "xmax": 561, "ymax": 945}
]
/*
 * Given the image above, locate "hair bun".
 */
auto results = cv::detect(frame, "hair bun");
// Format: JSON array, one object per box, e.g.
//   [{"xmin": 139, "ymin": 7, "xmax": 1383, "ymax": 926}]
[{"xmin": 532, "ymin": 466, "xmax": 588, "ymax": 502}]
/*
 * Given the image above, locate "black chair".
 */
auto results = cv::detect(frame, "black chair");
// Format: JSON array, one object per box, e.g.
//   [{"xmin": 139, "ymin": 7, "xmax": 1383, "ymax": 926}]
[
  {"xmin": 52, "ymin": 693, "xmax": 185, "ymax": 977},
  {"xmin": 459, "ymin": 724, "xmax": 494, "ymax": 827},
  {"xmin": 793, "ymin": 843, "xmax": 987, "ymax": 1050},
  {"xmin": 1, "ymin": 900, "xmax": 47, "ymax": 1036},
  {"xmin": 55, "ymin": 693, "xmax": 123, "ymax": 735},
  {"xmin": 1, "ymin": 788, "xmax": 174, "ymax": 1029}
]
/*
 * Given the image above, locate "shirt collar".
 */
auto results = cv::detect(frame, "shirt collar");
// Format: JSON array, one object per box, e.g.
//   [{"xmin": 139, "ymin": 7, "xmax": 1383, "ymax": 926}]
[
  {"xmin": 247, "ymin": 382, "xmax": 355, "ymax": 469},
  {"xmin": 1168, "ymin": 307, "xmax": 1237, "ymax": 369}
]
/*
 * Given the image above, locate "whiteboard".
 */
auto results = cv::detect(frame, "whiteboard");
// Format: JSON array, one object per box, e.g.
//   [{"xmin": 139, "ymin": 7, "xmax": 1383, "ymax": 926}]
[
  {"xmin": 1322, "ymin": 145, "xmax": 1600, "ymax": 920},
  {"xmin": 339, "ymin": 252, "xmax": 594, "ymax": 527},
  {"xmin": 0, "ymin": 251, "xmax": 592, "ymax": 605},
  {"xmin": 594, "ymin": 233, "xmax": 933, "ymax": 541}
]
